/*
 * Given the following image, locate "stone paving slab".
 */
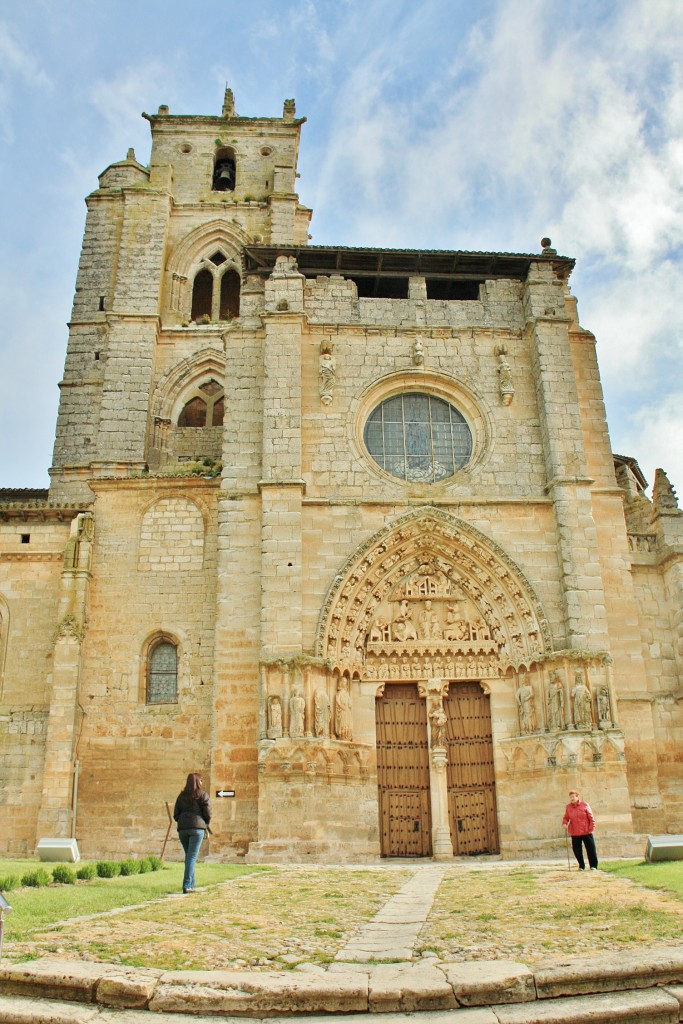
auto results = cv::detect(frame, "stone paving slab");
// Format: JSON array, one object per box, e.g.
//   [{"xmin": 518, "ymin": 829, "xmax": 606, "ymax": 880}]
[
  {"xmin": 4, "ymin": 952, "xmax": 683, "ymax": 1018},
  {"xmin": 493, "ymin": 987, "xmax": 680, "ymax": 1023},
  {"xmin": 334, "ymin": 866, "xmax": 444, "ymax": 964},
  {"xmin": 534, "ymin": 949, "xmax": 683, "ymax": 999},
  {"xmin": 440, "ymin": 962, "xmax": 535, "ymax": 1007}
]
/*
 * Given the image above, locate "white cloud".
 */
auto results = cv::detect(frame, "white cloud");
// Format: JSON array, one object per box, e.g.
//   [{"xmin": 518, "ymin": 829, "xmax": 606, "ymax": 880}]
[
  {"xmin": 0, "ymin": 20, "xmax": 51, "ymax": 141},
  {"xmin": 616, "ymin": 392, "xmax": 683, "ymax": 499}
]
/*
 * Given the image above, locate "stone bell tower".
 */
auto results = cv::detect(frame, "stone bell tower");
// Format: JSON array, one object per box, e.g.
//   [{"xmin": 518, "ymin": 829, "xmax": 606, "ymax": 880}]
[{"xmin": 49, "ymin": 88, "xmax": 311, "ymax": 504}]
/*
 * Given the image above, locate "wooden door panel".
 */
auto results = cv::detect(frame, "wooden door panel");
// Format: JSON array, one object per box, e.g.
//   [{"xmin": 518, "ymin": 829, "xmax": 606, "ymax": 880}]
[
  {"xmin": 376, "ymin": 684, "xmax": 432, "ymax": 857},
  {"xmin": 445, "ymin": 683, "xmax": 499, "ymax": 855}
]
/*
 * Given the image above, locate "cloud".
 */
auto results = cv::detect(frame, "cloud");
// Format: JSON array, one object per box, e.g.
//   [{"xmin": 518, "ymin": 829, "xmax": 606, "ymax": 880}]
[
  {"xmin": 615, "ymin": 392, "xmax": 683, "ymax": 498},
  {"xmin": 89, "ymin": 59, "xmax": 176, "ymax": 158},
  {"xmin": 0, "ymin": 20, "xmax": 51, "ymax": 142}
]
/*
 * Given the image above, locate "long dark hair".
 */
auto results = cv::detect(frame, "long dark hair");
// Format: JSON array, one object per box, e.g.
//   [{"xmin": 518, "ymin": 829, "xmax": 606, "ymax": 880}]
[{"xmin": 183, "ymin": 772, "xmax": 203, "ymax": 799}]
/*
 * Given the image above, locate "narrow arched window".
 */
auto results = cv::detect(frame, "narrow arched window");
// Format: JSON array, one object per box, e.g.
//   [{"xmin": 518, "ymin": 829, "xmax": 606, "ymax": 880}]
[
  {"xmin": 147, "ymin": 639, "xmax": 178, "ymax": 704},
  {"xmin": 219, "ymin": 268, "xmax": 241, "ymax": 320},
  {"xmin": 191, "ymin": 268, "xmax": 213, "ymax": 320}
]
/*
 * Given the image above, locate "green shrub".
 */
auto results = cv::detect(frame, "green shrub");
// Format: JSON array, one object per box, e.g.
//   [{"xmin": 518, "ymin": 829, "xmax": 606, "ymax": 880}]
[
  {"xmin": 96, "ymin": 861, "xmax": 120, "ymax": 879},
  {"xmin": 21, "ymin": 868, "xmax": 51, "ymax": 888},
  {"xmin": 0, "ymin": 875, "xmax": 19, "ymax": 892},
  {"xmin": 52, "ymin": 864, "xmax": 76, "ymax": 885},
  {"xmin": 76, "ymin": 863, "xmax": 96, "ymax": 880},
  {"xmin": 147, "ymin": 855, "xmax": 163, "ymax": 872},
  {"xmin": 137, "ymin": 857, "xmax": 152, "ymax": 873},
  {"xmin": 118, "ymin": 859, "xmax": 141, "ymax": 876}
]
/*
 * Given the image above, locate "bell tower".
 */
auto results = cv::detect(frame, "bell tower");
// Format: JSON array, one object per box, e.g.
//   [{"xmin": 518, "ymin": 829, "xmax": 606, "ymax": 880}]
[{"xmin": 49, "ymin": 89, "xmax": 312, "ymax": 503}]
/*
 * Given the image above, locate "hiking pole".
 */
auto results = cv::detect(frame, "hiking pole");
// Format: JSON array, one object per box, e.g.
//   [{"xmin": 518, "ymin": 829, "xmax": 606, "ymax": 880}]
[{"xmin": 161, "ymin": 801, "xmax": 173, "ymax": 861}]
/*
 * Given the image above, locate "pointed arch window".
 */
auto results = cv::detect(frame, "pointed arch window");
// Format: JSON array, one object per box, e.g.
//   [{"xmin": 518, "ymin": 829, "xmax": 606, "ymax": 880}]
[
  {"xmin": 178, "ymin": 378, "xmax": 225, "ymax": 428},
  {"xmin": 147, "ymin": 637, "xmax": 178, "ymax": 704},
  {"xmin": 190, "ymin": 251, "xmax": 240, "ymax": 322}
]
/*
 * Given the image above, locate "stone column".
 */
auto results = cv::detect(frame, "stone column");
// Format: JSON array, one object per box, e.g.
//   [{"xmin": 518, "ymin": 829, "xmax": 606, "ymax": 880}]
[
  {"xmin": 525, "ymin": 261, "xmax": 609, "ymax": 651},
  {"xmin": 259, "ymin": 258, "xmax": 306, "ymax": 660},
  {"xmin": 423, "ymin": 678, "xmax": 453, "ymax": 859},
  {"xmin": 36, "ymin": 513, "xmax": 94, "ymax": 842}
]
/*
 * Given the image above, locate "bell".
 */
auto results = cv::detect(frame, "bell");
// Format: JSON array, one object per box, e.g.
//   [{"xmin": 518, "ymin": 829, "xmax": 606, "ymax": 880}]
[{"xmin": 214, "ymin": 165, "xmax": 234, "ymax": 191}]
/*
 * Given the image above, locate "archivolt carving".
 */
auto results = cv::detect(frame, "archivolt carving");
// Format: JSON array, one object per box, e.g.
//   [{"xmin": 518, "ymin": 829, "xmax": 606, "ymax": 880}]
[{"xmin": 315, "ymin": 507, "xmax": 551, "ymax": 678}]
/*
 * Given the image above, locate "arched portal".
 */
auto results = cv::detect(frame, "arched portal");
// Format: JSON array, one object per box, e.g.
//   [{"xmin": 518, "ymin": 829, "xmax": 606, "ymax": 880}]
[{"xmin": 316, "ymin": 507, "xmax": 552, "ymax": 858}]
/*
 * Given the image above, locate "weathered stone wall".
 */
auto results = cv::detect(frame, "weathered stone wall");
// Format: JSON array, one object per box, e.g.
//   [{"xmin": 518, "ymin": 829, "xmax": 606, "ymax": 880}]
[{"xmin": 3, "ymin": 95, "xmax": 682, "ymax": 863}]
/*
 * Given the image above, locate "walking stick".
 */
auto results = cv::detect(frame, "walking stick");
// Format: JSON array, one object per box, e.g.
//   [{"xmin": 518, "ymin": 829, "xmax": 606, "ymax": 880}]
[
  {"xmin": 161, "ymin": 801, "xmax": 173, "ymax": 861},
  {"xmin": 565, "ymin": 828, "xmax": 571, "ymax": 871}
]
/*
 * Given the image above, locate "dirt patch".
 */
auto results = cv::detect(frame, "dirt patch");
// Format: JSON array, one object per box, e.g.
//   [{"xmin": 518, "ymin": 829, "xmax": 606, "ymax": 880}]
[
  {"xmin": 419, "ymin": 863, "xmax": 683, "ymax": 965},
  {"xmin": 7, "ymin": 863, "xmax": 683, "ymax": 971}
]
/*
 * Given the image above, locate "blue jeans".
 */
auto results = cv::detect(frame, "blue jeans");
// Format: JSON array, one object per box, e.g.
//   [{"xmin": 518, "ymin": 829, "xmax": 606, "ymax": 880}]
[{"xmin": 178, "ymin": 829, "xmax": 204, "ymax": 891}]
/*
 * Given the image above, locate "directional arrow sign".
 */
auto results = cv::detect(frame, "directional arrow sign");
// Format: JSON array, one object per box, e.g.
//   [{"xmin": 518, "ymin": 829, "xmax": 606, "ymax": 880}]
[{"xmin": 216, "ymin": 789, "xmax": 236, "ymax": 798}]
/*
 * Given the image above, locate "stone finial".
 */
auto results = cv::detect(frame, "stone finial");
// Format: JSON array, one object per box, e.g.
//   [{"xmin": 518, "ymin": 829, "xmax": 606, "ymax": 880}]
[
  {"xmin": 652, "ymin": 468, "xmax": 680, "ymax": 512},
  {"xmin": 157, "ymin": 104, "xmax": 169, "ymax": 116},
  {"xmin": 222, "ymin": 87, "xmax": 235, "ymax": 118},
  {"xmin": 126, "ymin": 148, "xmax": 136, "ymax": 162},
  {"xmin": 541, "ymin": 237, "xmax": 557, "ymax": 255},
  {"xmin": 283, "ymin": 98, "xmax": 296, "ymax": 120}
]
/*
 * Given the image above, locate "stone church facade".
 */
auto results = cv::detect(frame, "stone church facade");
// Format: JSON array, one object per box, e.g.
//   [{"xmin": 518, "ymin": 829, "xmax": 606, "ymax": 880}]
[{"xmin": 1, "ymin": 90, "xmax": 682, "ymax": 862}]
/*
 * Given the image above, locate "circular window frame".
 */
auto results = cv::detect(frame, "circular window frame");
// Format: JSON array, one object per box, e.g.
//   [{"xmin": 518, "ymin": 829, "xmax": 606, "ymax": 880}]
[{"xmin": 352, "ymin": 370, "xmax": 491, "ymax": 485}]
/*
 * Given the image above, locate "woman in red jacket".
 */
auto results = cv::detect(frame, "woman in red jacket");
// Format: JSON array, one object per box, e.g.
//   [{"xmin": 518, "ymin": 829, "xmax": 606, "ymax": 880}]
[{"xmin": 562, "ymin": 790, "xmax": 598, "ymax": 870}]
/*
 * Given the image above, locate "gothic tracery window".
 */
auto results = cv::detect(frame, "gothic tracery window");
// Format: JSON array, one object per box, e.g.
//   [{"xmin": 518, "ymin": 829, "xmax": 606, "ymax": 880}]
[
  {"xmin": 190, "ymin": 252, "xmax": 240, "ymax": 322},
  {"xmin": 177, "ymin": 379, "xmax": 224, "ymax": 428}
]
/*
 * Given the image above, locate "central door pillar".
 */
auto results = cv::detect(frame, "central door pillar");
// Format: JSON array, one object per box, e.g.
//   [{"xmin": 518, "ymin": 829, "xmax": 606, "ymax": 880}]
[{"xmin": 421, "ymin": 677, "xmax": 454, "ymax": 860}]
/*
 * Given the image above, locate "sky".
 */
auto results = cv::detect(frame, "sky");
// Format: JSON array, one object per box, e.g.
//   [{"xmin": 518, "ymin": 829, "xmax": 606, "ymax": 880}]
[{"xmin": 1, "ymin": 0, "xmax": 682, "ymax": 499}]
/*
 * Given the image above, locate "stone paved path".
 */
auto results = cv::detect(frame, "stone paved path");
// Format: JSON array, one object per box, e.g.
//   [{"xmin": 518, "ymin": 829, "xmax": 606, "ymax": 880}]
[{"xmin": 335, "ymin": 865, "xmax": 445, "ymax": 963}]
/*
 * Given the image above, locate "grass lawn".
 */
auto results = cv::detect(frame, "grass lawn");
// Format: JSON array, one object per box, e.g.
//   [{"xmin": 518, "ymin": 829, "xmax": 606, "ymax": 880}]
[
  {"xmin": 2, "ymin": 867, "xmax": 411, "ymax": 971},
  {"xmin": 419, "ymin": 863, "xmax": 683, "ymax": 965},
  {"xmin": 0, "ymin": 860, "xmax": 265, "ymax": 944},
  {"xmin": 601, "ymin": 858, "xmax": 683, "ymax": 898}
]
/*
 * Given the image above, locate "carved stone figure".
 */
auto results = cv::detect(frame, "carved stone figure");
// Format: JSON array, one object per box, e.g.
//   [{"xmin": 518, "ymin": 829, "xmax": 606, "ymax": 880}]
[
  {"xmin": 496, "ymin": 346, "xmax": 514, "ymax": 405},
  {"xmin": 444, "ymin": 604, "xmax": 469, "ymax": 641},
  {"xmin": 572, "ymin": 673, "xmax": 593, "ymax": 730},
  {"xmin": 471, "ymin": 615, "xmax": 489, "ymax": 640},
  {"xmin": 419, "ymin": 600, "xmax": 442, "ymax": 640},
  {"xmin": 597, "ymin": 685, "xmax": 612, "ymax": 727},
  {"xmin": 267, "ymin": 696, "xmax": 283, "ymax": 739},
  {"xmin": 334, "ymin": 680, "xmax": 352, "ymax": 740},
  {"xmin": 289, "ymin": 687, "xmax": 305, "ymax": 738},
  {"xmin": 392, "ymin": 599, "xmax": 418, "ymax": 642},
  {"xmin": 369, "ymin": 616, "xmax": 390, "ymax": 643},
  {"xmin": 412, "ymin": 336, "xmax": 424, "ymax": 366},
  {"xmin": 547, "ymin": 672, "xmax": 565, "ymax": 731},
  {"xmin": 429, "ymin": 704, "xmax": 447, "ymax": 748},
  {"xmin": 319, "ymin": 340, "xmax": 336, "ymax": 405},
  {"xmin": 516, "ymin": 680, "xmax": 537, "ymax": 734},
  {"xmin": 314, "ymin": 688, "xmax": 330, "ymax": 738}
]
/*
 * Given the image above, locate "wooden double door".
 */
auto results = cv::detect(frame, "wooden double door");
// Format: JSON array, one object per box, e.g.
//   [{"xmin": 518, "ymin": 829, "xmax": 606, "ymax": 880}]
[{"xmin": 376, "ymin": 681, "xmax": 498, "ymax": 857}]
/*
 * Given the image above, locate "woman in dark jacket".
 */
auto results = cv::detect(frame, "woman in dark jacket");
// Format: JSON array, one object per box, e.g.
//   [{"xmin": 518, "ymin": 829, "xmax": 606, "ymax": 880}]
[{"xmin": 173, "ymin": 772, "xmax": 211, "ymax": 893}]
